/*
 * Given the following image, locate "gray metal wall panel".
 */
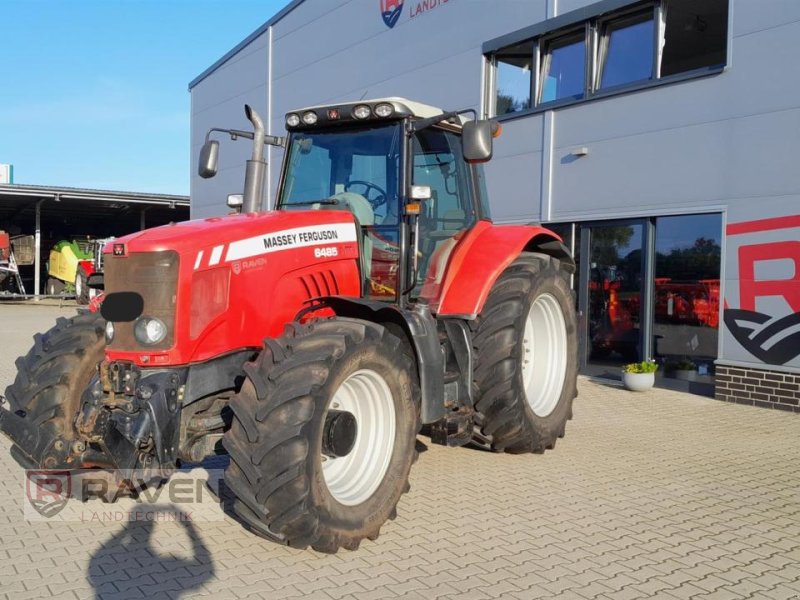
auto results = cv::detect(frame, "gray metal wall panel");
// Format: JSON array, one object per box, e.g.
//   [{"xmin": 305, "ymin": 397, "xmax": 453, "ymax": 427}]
[
  {"xmin": 484, "ymin": 115, "xmax": 545, "ymax": 222},
  {"xmin": 730, "ymin": 0, "xmax": 800, "ymax": 37},
  {"xmin": 190, "ymin": 32, "xmax": 269, "ymax": 218}
]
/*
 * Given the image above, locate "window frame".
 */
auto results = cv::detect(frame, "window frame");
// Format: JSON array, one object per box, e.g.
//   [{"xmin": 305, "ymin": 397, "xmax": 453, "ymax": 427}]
[
  {"xmin": 594, "ymin": 6, "xmax": 657, "ymax": 93},
  {"xmin": 537, "ymin": 25, "xmax": 589, "ymax": 106},
  {"xmin": 492, "ymin": 40, "xmax": 536, "ymax": 117},
  {"xmin": 483, "ymin": 0, "xmax": 728, "ymax": 121}
]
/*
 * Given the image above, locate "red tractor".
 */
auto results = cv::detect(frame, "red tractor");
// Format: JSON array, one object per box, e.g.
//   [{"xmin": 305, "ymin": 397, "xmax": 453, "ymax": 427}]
[{"xmin": 1, "ymin": 99, "xmax": 577, "ymax": 552}]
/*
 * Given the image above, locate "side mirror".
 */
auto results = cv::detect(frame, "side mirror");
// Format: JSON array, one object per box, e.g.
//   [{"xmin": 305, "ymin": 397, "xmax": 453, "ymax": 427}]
[
  {"xmin": 198, "ymin": 139, "xmax": 219, "ymax": 179},
  {"xmin": 462, "ymin": 120, "xmax": 497, "ymax": 164}
]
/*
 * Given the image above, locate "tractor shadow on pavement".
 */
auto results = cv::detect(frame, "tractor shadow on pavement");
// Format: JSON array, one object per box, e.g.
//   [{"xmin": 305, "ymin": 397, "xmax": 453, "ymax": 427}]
[{"xmin": 87, "ymin": 505, "xmax": 215, "ymax": 599}]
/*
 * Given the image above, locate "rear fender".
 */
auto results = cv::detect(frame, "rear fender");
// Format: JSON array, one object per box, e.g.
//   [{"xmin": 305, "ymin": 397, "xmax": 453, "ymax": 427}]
[
  {"xmin": 308, "ymin": 297, "xmax": 447, "ymax": 424},
  {"xmin": 423, "ymin": 221, "xmax": 573, "ymax": 319}
]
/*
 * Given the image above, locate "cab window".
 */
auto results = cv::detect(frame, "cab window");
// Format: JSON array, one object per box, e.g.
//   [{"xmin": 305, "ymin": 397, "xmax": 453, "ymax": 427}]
[{"xmin": 412, "ymin": 127, "xmax": 476, "ymax": 287}]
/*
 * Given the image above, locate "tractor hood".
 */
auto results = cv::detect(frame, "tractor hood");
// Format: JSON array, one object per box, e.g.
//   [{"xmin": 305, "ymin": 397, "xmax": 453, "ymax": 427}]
[
  {"xmin": 103, "ymin": 209, "xmax": 363, "ymax": 367},
  {"xmin": 110, "ymin": 209, "xmax": 359, "ymax": 259}
]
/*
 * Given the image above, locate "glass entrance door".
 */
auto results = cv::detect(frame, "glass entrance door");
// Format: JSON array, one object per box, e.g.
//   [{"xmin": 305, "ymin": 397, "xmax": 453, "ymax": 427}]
[{"xmin": 579, "ymin": 221, "xmax": 646, "ymax": 373}]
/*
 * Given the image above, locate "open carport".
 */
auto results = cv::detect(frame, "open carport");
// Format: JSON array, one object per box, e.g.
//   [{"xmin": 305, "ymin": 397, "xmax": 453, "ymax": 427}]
[{"xmin": 0, "ymin": 184, "xmax": 189, "ymax": 297}]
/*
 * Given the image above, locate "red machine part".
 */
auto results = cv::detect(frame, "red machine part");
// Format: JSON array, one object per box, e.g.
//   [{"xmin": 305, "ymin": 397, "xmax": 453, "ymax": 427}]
[
  {"xmin": 654, "ymin": 278, "xmax": 720, "ymax": 328},
  {"xmin": 420, "ymin": 221, "xmax": 564, "ymax": 318},
  {"xmin": 0, "ymin": 231, "xmax": 9, "ymax": 261},
  {"xmin": 104, "ymin": 210, "xmax": 362, "ymax": 367},
  {"xmin": 77, "ymin": 259, "xmax": 96, "ymax": 278}
]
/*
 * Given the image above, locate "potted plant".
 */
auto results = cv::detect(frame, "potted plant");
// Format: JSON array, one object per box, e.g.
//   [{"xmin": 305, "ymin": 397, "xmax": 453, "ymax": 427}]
[
  {"xmin": 621, "ymin": 360, "xmax": 658, "ymax": 392},
  {"xmin": 665, "ymin": 358, "xmax": 697, "ymax": 382}
]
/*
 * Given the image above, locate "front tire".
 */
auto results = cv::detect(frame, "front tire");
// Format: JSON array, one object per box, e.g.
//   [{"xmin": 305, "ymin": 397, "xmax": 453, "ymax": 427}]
[
  {"xmin": 75, "ymin": 267, "xmax": 89, "ymax": 305},
  {"xmin": 2, "ymin": 313, "xmax": 105, "ymax": 467},
  {"xmin": 471, "ymin": 252, "xmax": 578, "ymax": 454},
  {"xmin": 223, "ymin": 318, "xmax": 419, "ymax": 552}
]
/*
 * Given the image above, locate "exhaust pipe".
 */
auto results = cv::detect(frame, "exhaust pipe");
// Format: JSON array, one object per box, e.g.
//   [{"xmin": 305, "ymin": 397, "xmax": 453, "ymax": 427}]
[{"xmin": 242, "ymin": 104, "xmax": 267, "ymax": 213}]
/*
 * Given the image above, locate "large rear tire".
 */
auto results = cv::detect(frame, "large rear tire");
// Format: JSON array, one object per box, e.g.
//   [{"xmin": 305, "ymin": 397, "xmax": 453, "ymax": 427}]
[
  {"xmin": 223, "ymin": 318, "xmax": 419, "ymax": 553},
  {"xmin": 471, "ymin": 252, "xmax": 578, "ymax": 454},
  {"xmin": 2, "ymin": 313, "xmax": 105, "ymax": 467}
]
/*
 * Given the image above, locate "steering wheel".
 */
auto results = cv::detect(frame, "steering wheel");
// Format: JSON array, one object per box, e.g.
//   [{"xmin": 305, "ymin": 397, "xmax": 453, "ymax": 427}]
[{"xmin": 345, "ymin": 180, "xmax": 388, "ymax": 208}]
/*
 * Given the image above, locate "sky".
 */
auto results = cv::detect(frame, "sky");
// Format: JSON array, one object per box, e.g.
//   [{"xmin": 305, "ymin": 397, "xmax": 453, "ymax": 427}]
[{"xmin": 0, "ymin": 0, "xmax": 290, "ymax": 196}]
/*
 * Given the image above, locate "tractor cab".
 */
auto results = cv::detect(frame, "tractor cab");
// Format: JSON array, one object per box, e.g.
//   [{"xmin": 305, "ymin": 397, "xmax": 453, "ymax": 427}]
[
  {"xmin": 276, "ymin": 98, "xmax": 492, "ymax": 302},
  {"xmin": 199, "ymin": 97, "xmax": 499, "ymax": 307}
]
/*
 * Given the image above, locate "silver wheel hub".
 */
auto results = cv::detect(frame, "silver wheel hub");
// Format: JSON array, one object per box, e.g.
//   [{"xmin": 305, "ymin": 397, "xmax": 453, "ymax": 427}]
[
  {"xmin": 322, "ymin": 369, "xmax": 396, "ymax": 506},
  {"xmin": 521, "ymin": 293, "xmax": 568, "ymax": 417}
]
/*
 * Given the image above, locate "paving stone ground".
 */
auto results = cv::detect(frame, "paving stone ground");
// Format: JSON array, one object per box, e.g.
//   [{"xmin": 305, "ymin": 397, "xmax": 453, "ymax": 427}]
[{"xmin": 1, "ymin": 304, "xmax": 799, "ymax": 600}]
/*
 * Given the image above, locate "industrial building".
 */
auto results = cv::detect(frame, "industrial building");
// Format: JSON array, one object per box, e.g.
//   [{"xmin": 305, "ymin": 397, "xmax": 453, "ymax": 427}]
[{"xmin": 189, "ymin": 0, "xmax": 800, "ymax": 407}]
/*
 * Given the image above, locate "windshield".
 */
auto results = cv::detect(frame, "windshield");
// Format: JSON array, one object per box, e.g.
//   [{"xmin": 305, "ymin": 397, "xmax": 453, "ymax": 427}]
[{"xmin": 278, "ymin": 124, "xmax": 402, "ymax": 226}]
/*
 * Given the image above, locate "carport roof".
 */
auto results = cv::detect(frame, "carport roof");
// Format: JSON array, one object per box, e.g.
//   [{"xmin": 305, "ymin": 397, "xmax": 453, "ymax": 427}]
[{"xmin": 0, "ymin": 184, "xmax": 189, "ymax": 230}]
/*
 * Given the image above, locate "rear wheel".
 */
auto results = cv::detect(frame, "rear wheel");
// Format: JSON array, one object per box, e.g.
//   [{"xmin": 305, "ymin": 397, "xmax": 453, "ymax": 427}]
[
  {"xmin": 2, "ymin": 313, "xmax": 105, "ymax": 467},
  {"xmin": 223, "ymin": 318, "xmax": 419, "ymax": 552},
  {"xmin": 471, "ymin": 252, "xmax": 578, "ymax": 454},
  {"xmin": 75, "ymin": 267, "xmax": 89, "ymax": 305}
]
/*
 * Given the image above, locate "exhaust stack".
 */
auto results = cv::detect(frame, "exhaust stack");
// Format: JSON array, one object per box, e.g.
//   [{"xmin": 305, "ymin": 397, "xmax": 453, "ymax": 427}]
[{"xmin": 242, "ymin": 104, "xmax": 267, "ymax": 213}]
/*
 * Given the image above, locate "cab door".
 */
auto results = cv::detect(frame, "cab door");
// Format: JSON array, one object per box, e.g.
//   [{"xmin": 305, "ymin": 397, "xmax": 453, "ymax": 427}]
[{"xmin": 411, "ymin": 127, "xmax": 478, "ymax": 293}]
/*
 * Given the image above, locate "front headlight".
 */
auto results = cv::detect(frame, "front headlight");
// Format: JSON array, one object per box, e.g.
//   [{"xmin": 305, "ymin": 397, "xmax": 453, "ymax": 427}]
[
  {"xmin": 134, "ymin": 317, "xmax": 167, "ymax": 346},
  {"xmin": 105, "ymin": 321, "xmax": 115, "ymax": 343}
]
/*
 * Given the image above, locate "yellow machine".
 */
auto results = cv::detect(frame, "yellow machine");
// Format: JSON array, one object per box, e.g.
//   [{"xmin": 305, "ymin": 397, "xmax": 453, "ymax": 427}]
[{"xmin": 47, "ymin": 240, "xmax": 94, "ymax": 303}]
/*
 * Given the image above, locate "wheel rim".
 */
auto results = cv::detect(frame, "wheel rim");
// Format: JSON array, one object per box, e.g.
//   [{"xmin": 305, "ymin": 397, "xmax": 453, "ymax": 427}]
[
  {"xmin": 75, "ymin": 275, "xmax": 82, "ymax": 297},
  {"xmin": 521, "ymin": 293, "xmax": 568, "ymax": 417},
  {"xmin": 322, "ymin": 369, "xmax": 396, "ymax": 506}
]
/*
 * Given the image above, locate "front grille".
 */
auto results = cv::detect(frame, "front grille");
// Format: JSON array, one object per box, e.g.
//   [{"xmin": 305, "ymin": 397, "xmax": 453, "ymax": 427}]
[{"xmin": 104, "ymin": 251, "xmax": 179, "ymax": 350}]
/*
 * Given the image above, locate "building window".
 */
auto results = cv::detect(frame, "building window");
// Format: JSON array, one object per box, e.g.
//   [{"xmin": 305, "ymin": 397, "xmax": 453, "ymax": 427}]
[
  {"xmin": 540, "ymin": 31, "xmax": 586, "ymax": 104},
  {"xmin": 484, "ymin": 0, "xmax": 729, "ymax": 117},
  {"xmin": 652, "ymin": 213, "xmax": 722, "ymax": 383},
  {"xmin": 494, "ymin": 41, "xmax": 534, "ymax": 115},
  {"xmin": 597, "ymin": 12, "xmax": 655, "ymax": 90},
  {"xmin": 661, "ymin": 0, "xmax": 728, "ymax": 77}
]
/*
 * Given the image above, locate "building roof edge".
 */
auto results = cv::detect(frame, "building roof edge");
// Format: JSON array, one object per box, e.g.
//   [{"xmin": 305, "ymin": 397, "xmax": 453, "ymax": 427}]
[{"xmin": 188, "ymin": 0, "xmax": 306, "ymax": 91}]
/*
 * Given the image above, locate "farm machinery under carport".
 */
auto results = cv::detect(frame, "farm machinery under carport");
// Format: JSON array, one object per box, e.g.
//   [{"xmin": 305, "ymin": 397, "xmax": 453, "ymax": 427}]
[
  {"xmin": 0, "ymin": 98, "xmax": 578, "ymax": 552},
  {"xmin": 46, "ymin": 237, "xmax": 113, "ymax": 304}
]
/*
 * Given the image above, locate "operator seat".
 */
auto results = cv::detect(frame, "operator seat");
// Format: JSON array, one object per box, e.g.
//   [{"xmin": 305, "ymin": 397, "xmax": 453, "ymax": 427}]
[{"xmin": 325, "ymin": 192, "xmax": 375, "ymax": 287}]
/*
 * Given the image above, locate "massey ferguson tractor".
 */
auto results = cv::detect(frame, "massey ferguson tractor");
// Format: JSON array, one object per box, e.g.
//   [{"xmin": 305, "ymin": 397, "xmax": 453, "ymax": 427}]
[{"xmin": 0, "ymin": 98, "xmax": 578, "ymax": 552}]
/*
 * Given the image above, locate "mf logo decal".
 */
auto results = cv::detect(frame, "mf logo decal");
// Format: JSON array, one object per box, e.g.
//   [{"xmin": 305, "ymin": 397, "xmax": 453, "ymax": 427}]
[
  {"xmin": 380, "ymin": 0, "xmax": 404, "ymax": 28},
  {"xmin": 724, "ymin": 216, "xmax": 800, "ymax": 365},
  {"xmin": 26, "ymin": 470, "xmax": 71, "ymax": 518}
]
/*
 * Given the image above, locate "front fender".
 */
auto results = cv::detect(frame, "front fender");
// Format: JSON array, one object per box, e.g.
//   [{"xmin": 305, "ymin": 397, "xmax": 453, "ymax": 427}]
[
  {"xmin": 309, "ymin": 297, "xmax": 447, "ymax": 424},
  {"xmin": 421, "ymin": 221, "xmax": 572, "ymax": 319}
]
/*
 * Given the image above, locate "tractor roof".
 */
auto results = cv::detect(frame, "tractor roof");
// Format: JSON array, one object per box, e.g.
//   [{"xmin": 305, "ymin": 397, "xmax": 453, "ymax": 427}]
[
  {"xmin": 290, "ymin": 97, "xmax": 443, "ymax": 118},
  {"xmin": 284, "ymin": 97, "xmax": 468, "ymax": 131}
]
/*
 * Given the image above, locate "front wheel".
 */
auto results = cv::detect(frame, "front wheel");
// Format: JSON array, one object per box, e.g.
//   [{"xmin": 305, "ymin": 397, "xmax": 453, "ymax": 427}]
[
  {"xmin": 471, "ymin": 252, "xmax": 578, "ymax": 454},
  {"xmin": 223, "ymin": 318, "xmax": 419, "ymax": 552},
  {"xmin": 1, "ymin": 313, "xmax": 105, "ymax": 467},
  {"xmin": 75, "ymin": 267, "xmax": 90, "ymax": 305}
]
